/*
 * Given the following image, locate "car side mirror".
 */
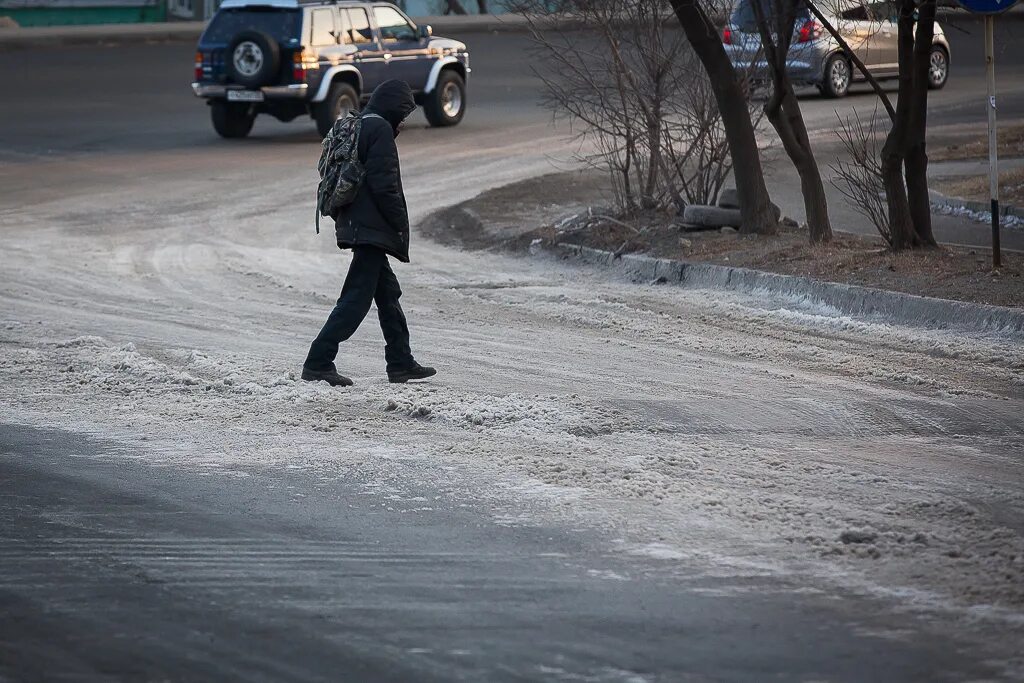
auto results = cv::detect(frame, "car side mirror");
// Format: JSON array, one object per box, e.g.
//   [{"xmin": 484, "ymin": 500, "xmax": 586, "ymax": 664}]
[{"xmin": 418, "ymin": 24, "xmax": 432, "ymax": 39}]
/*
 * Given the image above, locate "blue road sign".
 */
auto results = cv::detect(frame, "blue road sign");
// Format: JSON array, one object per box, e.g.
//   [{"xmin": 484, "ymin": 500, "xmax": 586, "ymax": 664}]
[{"xmin": 956, "ymin": 0, "xmax": 1020, "ymax": 14}]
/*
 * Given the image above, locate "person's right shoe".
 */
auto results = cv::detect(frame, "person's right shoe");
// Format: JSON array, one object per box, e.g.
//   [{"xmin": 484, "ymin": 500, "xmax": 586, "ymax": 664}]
[
  {"xmin": 387, "ymin": 363, "xmax": 436, "ymax": 383},
  {"xmin": 301, "ymin": 367, "xmax": 354, "ymax": 387}
]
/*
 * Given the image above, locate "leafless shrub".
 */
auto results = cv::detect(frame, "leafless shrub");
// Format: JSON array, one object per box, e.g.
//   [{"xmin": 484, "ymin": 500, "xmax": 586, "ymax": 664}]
[
  {"xmin": 662, "ymin": 69, "xmax": 738, "ymax": 208},
  {"xmin": 515, "ymin": 0, "xmax": 752, "ymax": 215},
  {"xmin": 831, "ymin": 106, "xmax": 890, "ymax": 245}
]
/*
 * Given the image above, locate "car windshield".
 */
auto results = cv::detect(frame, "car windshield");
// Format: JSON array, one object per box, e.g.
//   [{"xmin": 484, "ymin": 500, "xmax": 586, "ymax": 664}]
[
  {"xmin": 731, "ymin": 0, "xmax": 810, "ymax": 31},
  {"xmin": 202, "ymin": 8, "xmax": 301, "ymax": 44}
]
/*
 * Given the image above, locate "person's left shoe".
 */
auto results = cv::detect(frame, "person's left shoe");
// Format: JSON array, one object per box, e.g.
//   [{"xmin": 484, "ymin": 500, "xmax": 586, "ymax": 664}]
[{"xmin": 387, "ymin": 363, "xmax": 436, "ymax": 383}]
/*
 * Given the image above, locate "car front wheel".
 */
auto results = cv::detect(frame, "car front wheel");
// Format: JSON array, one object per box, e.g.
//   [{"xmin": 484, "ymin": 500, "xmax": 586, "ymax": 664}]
[
  {"xmin": 819, "ymin": 54, "xmax": 851, "ymax": 98},
  {"xmin": 928, "ymin": 46, "xmax": 949, "ymax": 90},
  {"xmin": 314, "ymin": 82, "xmax": 359, "ymax": 138},
  {"xmin": 424, "ymin": 70, "xmax": 466, "ymax": 127},
  {"xmin": 210, "ymin": 100, "xmax": 255, "ymax": 139}
]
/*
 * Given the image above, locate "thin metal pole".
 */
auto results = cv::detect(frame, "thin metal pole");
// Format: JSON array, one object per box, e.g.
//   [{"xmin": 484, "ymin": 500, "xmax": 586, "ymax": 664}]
[{"xmin": 985, "ymin": 14, "xmax": 1000, "ymax": 269}]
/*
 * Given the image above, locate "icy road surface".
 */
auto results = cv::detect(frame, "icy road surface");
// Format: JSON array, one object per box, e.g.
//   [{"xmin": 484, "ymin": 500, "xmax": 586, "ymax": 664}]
[
  {"xmin": 2, "ymin": 38, "xmax": 1024, "ymax": 674},
  {"xmin": 3, "ymin": 128, "xmax": 1024, "ymax": 673}
]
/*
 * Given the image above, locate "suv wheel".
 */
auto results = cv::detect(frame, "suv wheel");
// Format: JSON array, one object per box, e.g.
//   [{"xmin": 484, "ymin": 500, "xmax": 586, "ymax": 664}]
[
  {"xmin": 928, "ymin": 46, "xmax": 949, "ymax": 90},
  {"xmin": 424, "ymin": 70, "xmax": 466, "ymax": 128},
  {"xmin": 211, "ymin": 100, "xmax": 255, "ymax": 139},
  {"xmin": 819, "ymin": 54, "xmax": 851, "ymax": 98},
  {"xmin": 314, "ymin": 82, "xmax": 359, "ymax": 138},
  {"xmin": 226, "ymin": 30, "xmax": 280, "ymax": 89}
]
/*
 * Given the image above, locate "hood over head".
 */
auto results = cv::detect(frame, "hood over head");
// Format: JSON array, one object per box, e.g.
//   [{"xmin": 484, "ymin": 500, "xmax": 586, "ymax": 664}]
[{"xmin": 365, "ymin": 79, "xmax": 417, "ymax": 136}]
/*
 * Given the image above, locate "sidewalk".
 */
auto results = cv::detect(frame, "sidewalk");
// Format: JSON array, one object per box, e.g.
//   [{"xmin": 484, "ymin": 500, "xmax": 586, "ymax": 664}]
[{"xmin": 0, "ymin": 13, "xmax": 532, "ymax": 50}]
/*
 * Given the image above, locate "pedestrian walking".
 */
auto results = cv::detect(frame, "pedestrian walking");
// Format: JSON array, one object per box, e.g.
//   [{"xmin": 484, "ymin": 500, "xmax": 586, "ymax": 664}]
[{"xmin": 303, "ymin": 80, "xmax": 435, "ymax": 387}]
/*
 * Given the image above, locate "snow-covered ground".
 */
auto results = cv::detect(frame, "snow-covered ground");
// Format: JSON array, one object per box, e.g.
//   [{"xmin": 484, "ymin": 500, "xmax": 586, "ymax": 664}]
[{"xmin": 3, "ymin": 124, "xmax": 1024, "ymax": 674}]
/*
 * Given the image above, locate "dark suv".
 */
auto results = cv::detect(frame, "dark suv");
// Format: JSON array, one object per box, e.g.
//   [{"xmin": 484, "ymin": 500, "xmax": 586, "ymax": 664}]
[{"xmin": 192, "ymin": 0, "xmax": 470, "ymax": 138}]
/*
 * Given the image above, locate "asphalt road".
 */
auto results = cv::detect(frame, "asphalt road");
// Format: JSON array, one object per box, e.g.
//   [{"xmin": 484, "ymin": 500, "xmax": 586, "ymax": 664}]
[
  {"xmin": 1, "ymin": 19, "xmax": 1022, "ymax": 151},
  {"xmin": 1, "ymin": 424, "xmax": 998, "ymax": 682},
  {"xmin": 1, "ymin": 24, "xmax": 1023, "ymax": 683}
]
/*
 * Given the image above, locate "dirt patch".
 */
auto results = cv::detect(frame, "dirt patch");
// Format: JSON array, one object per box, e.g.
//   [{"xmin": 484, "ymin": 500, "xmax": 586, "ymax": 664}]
[
  {"xmin": 930, "ymin": 122, "xmax": 1024, "ymax": 163},
  {"xmin": 419, "ymin": 170, "xmax": 613, "ymax": 251},
  {"xmin": 418, "ymin": 169, "xmax": 1024, "ymax": 309},
  {"xmin": 937, "ymin": 166, "xmax": 1024, "ymax": 207}
]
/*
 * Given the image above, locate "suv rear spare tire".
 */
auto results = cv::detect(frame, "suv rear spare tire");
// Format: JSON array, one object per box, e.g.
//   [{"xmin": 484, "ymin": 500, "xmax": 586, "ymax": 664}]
[
  {"xmin": 424, "ymin": 70, "xmax": 466, "ymax": 127},
  {"xmin": 226, "ymin": 30, "xmax": 280, "ymax": 89},
  {"xmin": 211, "ymin": 100, "xmax": 255, "ymax": 138}
]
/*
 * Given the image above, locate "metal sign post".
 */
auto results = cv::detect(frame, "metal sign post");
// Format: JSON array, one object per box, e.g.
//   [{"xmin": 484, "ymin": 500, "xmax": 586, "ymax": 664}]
[
  {"xmin": 957, "ymin": 0, "xmax": 1019, "ymax": 269},
  {"xmin": 985, "ymin": 14, "xmax": 1000, "ymax": 268}
]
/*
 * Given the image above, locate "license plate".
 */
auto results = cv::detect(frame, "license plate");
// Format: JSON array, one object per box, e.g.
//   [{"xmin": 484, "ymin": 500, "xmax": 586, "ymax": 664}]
[{"xmin": 227, "ymin": 90, "xmax": 263, "ymax": 102}]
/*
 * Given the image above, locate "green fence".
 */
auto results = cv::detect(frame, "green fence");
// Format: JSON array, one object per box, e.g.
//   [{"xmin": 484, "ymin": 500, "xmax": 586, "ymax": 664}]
[{"xmin": 0, "ymin": 0, "xmax": 165, "ymax": 26}]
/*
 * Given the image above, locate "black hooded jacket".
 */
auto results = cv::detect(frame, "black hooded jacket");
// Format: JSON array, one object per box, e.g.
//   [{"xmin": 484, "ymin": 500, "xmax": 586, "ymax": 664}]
[{"xmin": 335, "ymin": 80, "xmax": 417, "ymax": 263}]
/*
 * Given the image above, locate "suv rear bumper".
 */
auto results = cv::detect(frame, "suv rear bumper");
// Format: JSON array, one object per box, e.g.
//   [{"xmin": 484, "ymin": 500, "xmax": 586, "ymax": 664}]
[{"xmin": 192, "ymin": 83, "xmax": 309, "ymax": 99}]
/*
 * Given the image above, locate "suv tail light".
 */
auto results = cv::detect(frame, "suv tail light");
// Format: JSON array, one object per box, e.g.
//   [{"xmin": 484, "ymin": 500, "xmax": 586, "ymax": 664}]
[
  {"xmin": 722, "ymin": 26, "xmax": 733, "ymax": 45},
  {"xmin": 293, "ymin": 49, "xmax": 318, "ymax": 82},
  {"xmin": 797, "ymin": 19, "xmax": 822, "ymax": 43},
  {"xmin": 194, "ymin": 52, "xmax": 204, "ymax": 81}
]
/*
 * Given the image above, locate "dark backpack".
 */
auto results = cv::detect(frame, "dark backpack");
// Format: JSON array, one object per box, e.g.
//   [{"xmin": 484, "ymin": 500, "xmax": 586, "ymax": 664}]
[{"xmin": 314, "ymin": 112, "xmax": 384, "ymax": 233}]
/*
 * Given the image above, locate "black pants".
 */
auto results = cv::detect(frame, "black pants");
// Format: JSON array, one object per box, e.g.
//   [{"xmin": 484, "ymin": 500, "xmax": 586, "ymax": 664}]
[{"xmin": 304, "ymin": 246, "xmax": 413, "ymax": 372}]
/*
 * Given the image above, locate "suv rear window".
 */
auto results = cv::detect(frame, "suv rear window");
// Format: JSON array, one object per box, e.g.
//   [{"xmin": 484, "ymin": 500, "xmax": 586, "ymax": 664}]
[
  {"xmin": 731, "ymin": 0, "xmax": 810, "ymax": 31},
  {"xmin": 203, "ymin": 8, "xmax": 301, "ymax": 44}
]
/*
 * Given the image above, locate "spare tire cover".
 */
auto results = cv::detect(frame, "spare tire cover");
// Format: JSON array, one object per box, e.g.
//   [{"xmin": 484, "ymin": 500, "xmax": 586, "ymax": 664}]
[{"xmin": 226, "ymin": 30, "xmax": 280, "ymax": 88}]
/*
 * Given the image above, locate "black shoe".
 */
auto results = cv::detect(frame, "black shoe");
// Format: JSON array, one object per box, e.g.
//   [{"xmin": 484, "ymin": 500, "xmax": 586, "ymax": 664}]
[
  {"xmin": 301, "ymin": 367, "xmax": 353, "ymax": 387},
  {"xmin": 387, "ymin": 364, "xmax": 436, "ymax": 383}
]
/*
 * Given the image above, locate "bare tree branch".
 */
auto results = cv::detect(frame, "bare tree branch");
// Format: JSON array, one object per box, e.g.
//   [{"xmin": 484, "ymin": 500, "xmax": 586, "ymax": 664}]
[
  {"xmin": 519, "ymin": 0, "xmax": 747, "ymax": 215},
  {"xmin": 831, "ymin": 106, "xmax": 890, "ymax": 244}
]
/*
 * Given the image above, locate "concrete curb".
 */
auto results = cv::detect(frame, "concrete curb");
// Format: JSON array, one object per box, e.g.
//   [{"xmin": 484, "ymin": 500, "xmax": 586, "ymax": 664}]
[
  {"xmin": 545, "ymin": 242, "xmax": 1024, "ymax": 336},
  {"xmin": 0, "ymin": 13, "xmax": 534, "ymax": 50}
]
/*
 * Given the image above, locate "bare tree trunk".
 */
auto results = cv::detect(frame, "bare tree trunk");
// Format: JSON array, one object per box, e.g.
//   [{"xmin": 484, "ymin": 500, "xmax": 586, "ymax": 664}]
[
  {"xmin": 780, "ymin": 90, "xmax": 833, "ymax": 243},
  {"xmin": 444, "ymin": 0, "xmax": 468, "ymax": 15},
  {"xmin": 882, "ymin": 142, "xmax": 916, "ymax": 249},
  {"xmin": 752, "ymin": 0, "xmax": 832, "ymax": 244},
  {"xmin": 667, "ymin": 0, "xmax": 777, "ymax": 235},
  {"xmin": 644, "ymin": 86, "xmax": 663, "ymax": 207},
  {"xmin": 904, "ymin": 148, "xmax": 934, "ymax": 244},
  {"xmin": 623, "ymin": 128, "xmax": 637, "ymax": 209},
  {"xmin": 881, "ymin": 0, "xmax": 916, "ymax": 250},
  {"xmin": 904, "ymin": 0, "xmax": 938, "ymax": 247}
]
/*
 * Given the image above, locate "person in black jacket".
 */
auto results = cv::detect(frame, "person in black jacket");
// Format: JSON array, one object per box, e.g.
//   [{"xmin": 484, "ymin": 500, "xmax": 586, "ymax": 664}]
[{"xmin": 302, "ymin": 80, "xmax": 436, "ymax": 386}]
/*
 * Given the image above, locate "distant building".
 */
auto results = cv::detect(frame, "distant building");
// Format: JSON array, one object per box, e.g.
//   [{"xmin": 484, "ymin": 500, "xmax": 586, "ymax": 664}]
[{"xmin": 166, "ymin": 0, "xmax": 218, "ymax": 21}]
